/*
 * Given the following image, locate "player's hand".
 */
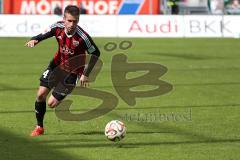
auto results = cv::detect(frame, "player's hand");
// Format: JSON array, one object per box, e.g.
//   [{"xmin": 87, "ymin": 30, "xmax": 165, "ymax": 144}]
[
  {"xmin": 80, "ymin": 74, "xmax": 89, "ymax": 87},
  {"xmin": 25, "ymin": 40, "xmax": 38, "ymax": 48}
]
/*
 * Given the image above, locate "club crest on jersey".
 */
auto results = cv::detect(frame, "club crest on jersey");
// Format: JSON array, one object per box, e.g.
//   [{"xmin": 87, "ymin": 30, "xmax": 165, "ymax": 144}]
[{"xmin": 72, "ymin": 40, "xmax": 79, "ymax": 47}]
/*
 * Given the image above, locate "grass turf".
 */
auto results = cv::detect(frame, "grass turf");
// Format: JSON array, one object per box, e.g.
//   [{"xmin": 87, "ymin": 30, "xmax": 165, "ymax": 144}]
[{"xmin": 0, "ymin": 38, "xmax": 239, "ymax": 160}]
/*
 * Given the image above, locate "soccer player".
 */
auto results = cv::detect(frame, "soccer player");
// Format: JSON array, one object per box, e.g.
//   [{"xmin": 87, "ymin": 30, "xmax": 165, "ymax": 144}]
[{"xmin": 25, "ymin": 5, "xmax": 100, "ymax": 136}]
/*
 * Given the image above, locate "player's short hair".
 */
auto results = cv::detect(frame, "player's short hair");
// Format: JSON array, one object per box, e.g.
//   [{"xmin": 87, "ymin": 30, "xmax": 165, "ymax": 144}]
[{"xmin": 64, "ymin": 5, "xmax": 80, "ymax": 17}]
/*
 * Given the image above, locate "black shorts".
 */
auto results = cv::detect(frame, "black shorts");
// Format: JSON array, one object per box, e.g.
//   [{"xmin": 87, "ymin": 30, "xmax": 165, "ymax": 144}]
[{"xmin": 40, "ymin": 67, "xmax": 78, "ymax": 101}]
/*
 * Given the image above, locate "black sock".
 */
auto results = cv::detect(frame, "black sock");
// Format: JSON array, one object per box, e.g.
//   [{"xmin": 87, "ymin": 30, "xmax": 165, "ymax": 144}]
[{"xmin": 35, "ymin": 101, "xmax": 46, "ymax": 127}]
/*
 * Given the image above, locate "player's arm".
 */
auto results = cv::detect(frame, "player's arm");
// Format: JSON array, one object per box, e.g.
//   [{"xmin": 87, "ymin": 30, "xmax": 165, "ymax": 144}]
[
  {"xmin": 25, "ymin": 26, "xmax": 56, "ymax": 48},
  {"xmin": 83, "ymin": 47, "xmax": 100, "ymax": 77},
  {"xmin": 80, "ymin": 37, "xmax": 100, "ymax": 87}
]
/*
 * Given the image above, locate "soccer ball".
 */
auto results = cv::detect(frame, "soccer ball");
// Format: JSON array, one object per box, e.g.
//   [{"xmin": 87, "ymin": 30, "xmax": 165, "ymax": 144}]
[{"xmin": 105, "ymin": 120, "xmax": 126, "ymax": 141}]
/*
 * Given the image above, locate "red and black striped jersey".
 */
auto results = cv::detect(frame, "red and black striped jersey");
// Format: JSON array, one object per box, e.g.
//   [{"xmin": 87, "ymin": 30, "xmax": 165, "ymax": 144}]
[{"xmin": 31, "ymin": 21, "xmax": 100, "ymax": 75}]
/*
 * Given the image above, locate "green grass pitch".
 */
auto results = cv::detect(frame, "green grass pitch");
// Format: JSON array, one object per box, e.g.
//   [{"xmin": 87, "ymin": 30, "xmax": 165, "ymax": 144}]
[{"xmin": 0, "ymin": 37, "xmax": 239, "ymax": 160}]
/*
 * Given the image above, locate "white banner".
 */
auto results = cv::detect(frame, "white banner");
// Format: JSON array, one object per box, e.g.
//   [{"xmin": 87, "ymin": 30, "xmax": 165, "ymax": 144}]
[
  {"xmin": 222, "ymin": 16, "xmax": 240, "ymax": 38},
  {"xmin": 79, "ymin": 15, "xmax": 117, "ymax": 37},
  {"xmin": 183, "ymin": 16, "xmax": 223, "ymax": 37},
  {"xmin": 117, "ymin": 15, "xmax": 184, "ymax": 37},
  {"xmin": 0, "ymin": 15, "xmax": 117, "ymax": 37},
  {"xmin": 0, "ymin": 15, "xmax": 62, "ymax": 37},
  {"xmin": 0, "ymin": 15, "xmax": 240, "ymax": 38}
]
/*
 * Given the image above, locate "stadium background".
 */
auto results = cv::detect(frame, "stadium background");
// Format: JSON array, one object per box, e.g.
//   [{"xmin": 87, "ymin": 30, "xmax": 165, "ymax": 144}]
[{"xmin": 0, "ymin": 0, "xmax": 240, "ymax": 160}]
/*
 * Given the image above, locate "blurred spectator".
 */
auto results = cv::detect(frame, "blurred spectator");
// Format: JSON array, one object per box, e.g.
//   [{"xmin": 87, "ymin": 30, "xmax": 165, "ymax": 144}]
[
  {"xmin": 0, "ymin": 0, "xmax": 2, "ymax": 14},
  {"xmin": 80, "ymin": 2, "xmax": 87, "ymax": 14},
  {"xmin": 225, "ymin": 0, "xmax": 240, "ymax": 14},
  {"xmin": 178, "ymin": 0, "xmax": 210, "ymax": 15},
  {"xmin": 54, "ymin": 5, "xmax": 62, "ymax": 15},
  {"xmin": 172, "ymin": 0, "xmax": 180, "ymax": 14},
  {"xmin": 167, "ymin": 0, "xmax": 179, "ymax": 14},
  {"xmin": 209, "ymin": 0, "xmax": 224, "ymax": 14}
]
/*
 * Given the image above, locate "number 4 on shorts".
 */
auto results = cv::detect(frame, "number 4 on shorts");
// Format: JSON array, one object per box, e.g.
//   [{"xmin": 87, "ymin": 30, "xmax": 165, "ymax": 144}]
[{"xmin": 43, "ymin": 70, "xmax": 49, "ymax": 79}]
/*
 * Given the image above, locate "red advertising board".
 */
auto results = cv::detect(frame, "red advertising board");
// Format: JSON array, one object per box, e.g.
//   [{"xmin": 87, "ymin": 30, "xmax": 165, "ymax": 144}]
[{"xmin": 3, "ymin": 0, "xmax": 160, "ymax": 15}]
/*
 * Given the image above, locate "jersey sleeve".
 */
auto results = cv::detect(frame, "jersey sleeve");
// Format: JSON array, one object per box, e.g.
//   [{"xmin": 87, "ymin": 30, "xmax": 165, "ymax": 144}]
[
  {"xmin": 80, "ymin": 30, "xmax": 100, "ymax": 57},
  {"xmin": 31, "ymin": 23, "xmax": 57, "ymax": 42}
]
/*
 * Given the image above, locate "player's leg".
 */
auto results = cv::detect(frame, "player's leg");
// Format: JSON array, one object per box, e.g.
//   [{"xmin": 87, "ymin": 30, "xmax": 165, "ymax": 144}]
[
  {"xmin": 47, "ymin": 87, "xmax": 70, "ymax": 108},
  {"xmin": 35, "ymin": 86, "xmax": 50, "ymax": 126},
  {"xmin": 31, "ymin": 86, "xmax": 50, "ymax": 137},
  {"xmin": 31, "ymin": 67, "xmax": 54, "ymax": 137},
  {"xmin": 48, "ymin": 94, "xmax": 61, "ymax": 108},
  {"xmin": 47, "ymin": 72, "xmax": 78, "ymax": 108}
]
